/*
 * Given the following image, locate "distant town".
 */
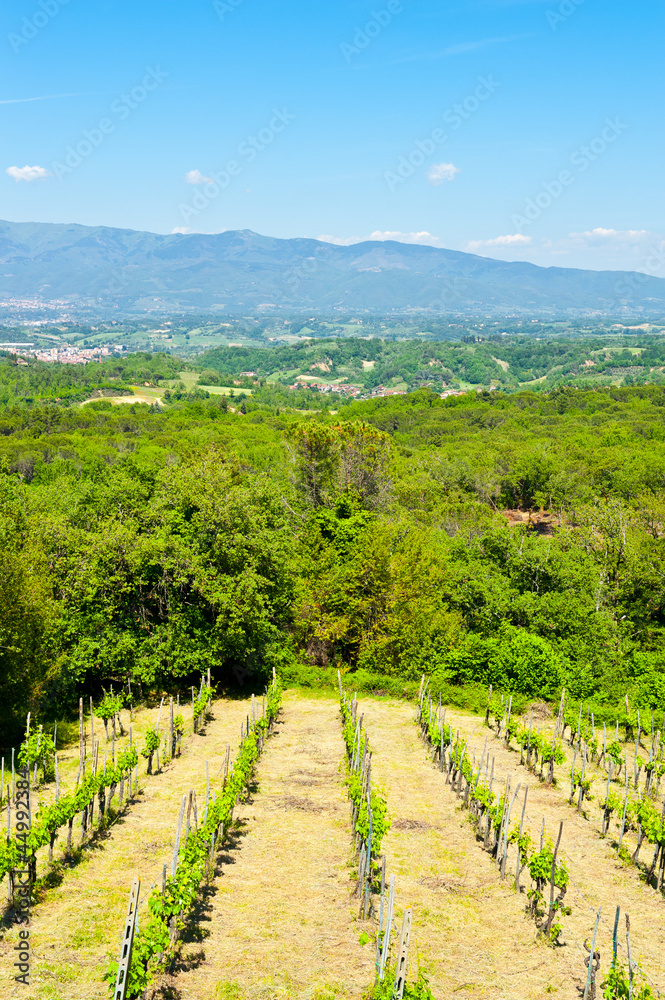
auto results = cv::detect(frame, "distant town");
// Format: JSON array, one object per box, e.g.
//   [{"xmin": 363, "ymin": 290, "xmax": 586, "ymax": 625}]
[{"xmin": 7, "ymin": 344, "xmax": 127, "ymax": 365}]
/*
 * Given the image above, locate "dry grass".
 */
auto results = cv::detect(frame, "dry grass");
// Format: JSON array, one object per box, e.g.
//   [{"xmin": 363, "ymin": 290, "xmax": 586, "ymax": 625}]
[
  {"xmin": 12, "ymin": 698, "xmax": 205, "ymax": 892},
  {"xmin": 27, "ymin": 698, "xmax": 199, "ymax": 817},
  {"xmin": 6, "ymin": 691, "xmax": 660, "ymax": 999},
  {"xmin": 153, "ymin": 692, "xmax": 373, "ymax": 1000},
  {"xmin": 360, "ymin": 698, "xmax": 583, "ymax": 1000},
  {"xmin": 439, "ymin": 704, "xmax": 665, "ymax": 994},
  {"xmin": 0, "ymin": 698, "xmax": 250, "ymax": 1000}
]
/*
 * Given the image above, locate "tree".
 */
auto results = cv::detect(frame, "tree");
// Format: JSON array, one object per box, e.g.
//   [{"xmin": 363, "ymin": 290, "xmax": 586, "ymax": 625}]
[
  {"xmin": 489, "ymin": 623, "xmax": 565, "ymax": 700},
  {"xmin": 289, "ymin": 420, "xmax": 392, "ymax": 509},
  {"xmin": 0, "ymin": 475, "xmax": 53, "ymax": 744}
]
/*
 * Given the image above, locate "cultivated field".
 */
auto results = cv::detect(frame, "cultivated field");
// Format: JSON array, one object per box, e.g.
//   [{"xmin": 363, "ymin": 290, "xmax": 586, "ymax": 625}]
[{"xmin": 1, "ymin": 688, "xmax": 663, "ymax": 999}]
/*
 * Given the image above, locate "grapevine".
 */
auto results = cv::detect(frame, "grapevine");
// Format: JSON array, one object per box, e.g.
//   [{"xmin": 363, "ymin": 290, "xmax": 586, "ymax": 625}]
[
  {"xmin": 18, "ymin": 722, "xmax": 57, "ymax": 784},
  {"xmin": 0, "ymin": 745, "xmax": 138, "ymax": 885},
  {"xmin": 141, "ymin": 726, "xmax": 161, "ymax": 775},
  {"xmin": 95, "ymin": 690, "xmax": 125, "ymax": 741},
  {"xmin": 106, "ymin": 678, "xmax": 282, "ymax": 999},
  {"xmin": 418, "ymin": 685, "xmax": 572, "ymax": 944},
  {"xmin": 339, "ymin": 680, "xmax": 391, "ymax": 923},
  {"xmin": 483, "ymin": 687, "xmax": 665, "ymax": 894}
]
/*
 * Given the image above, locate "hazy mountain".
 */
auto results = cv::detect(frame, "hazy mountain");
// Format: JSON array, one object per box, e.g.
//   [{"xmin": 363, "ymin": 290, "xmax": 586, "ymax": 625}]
[{"xmin": 0, "ymin": 219, "xmax": 663, "ymax": 316}]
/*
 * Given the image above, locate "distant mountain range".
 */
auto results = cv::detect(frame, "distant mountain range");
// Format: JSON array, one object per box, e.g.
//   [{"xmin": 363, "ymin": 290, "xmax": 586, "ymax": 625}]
[{"xmin": 0, "ymin": 219, "xmax": 663, "ymax": 316}]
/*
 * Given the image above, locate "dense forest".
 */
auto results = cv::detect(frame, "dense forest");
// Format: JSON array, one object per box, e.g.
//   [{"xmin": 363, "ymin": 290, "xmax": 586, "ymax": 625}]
[
  {"xmin": 199, "ymin": 333, "xmax": 665, "ymax": 392},
  {"xmin": 0, "ymin": 352, "xmax": 183, "ymax": 405},
  {"xmin": 2, "ymin": 354, "xmax": 665, "ymax": 744}
]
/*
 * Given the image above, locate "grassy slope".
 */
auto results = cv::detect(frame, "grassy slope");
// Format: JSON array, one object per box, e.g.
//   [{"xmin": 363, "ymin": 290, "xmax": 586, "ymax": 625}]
[
  {"xmin": 155, "ymin": 691, "xmax": 373, "ymax": 1000},
  {"xmin": 0, "ymin": 698, "xmax": 249, "ymax": 1000},
  {"xmin": 361, "ymin": 698, "xmax": 575, "ymax": 999},
  {"xmin": 2, "ymin": 692, "xmax": 664, "ymax": 998}
]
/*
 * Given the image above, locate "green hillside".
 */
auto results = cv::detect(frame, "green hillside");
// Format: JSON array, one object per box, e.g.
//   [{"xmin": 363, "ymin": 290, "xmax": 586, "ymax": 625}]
[{"xmin": 2, "ymin": 371, "xmax": 665, "ymax": 744}]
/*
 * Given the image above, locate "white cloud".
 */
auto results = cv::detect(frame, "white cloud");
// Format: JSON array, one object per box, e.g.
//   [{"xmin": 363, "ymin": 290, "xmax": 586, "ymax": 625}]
[
  {"xmin": 6, "ymin": 164, "xmax": 50, "ymax": 182},
  {"xmin": 537, "ymin": 229, "xmax": 665, "ymax": 276},
  {"xmin": 463, "ymin": 230, "xmax": 665, "ymax": 275},
  {"xmin": 317, "ymin": 231, "xmax": 443, "ymax": 247},
  {"xmin": 567, "ymin": 228, "xmax": 651, "ymax": 245},
  {"xmin": 427, "ymin": 162, "xmax": 460, "ymax": 185},
  {"xmin": 467, "ymin": 233, "xmax": 532, "ymax": 250},
  {"xmin": 368, "ymin": 230, "xmax": 443, "ymax": 246},
  {"xmin": 171, "ymin": 227, "xmax": 192, "ymax": 234},
  {"xmin": 185, "ymin": 169, "xmax": 213, "ymax": 185}
]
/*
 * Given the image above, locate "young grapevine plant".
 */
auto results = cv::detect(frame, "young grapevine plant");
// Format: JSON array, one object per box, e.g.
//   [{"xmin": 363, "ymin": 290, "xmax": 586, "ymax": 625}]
[
  {"xmin": 419, "ymin": 701, "xmax": 572, "ymax": 944},
  {"xmin": 95, "ymin": 691, "xmax": 125, "ymax": 740},
  {"xmin": 339, "ymin": 695, "xmax": 390, "ymax": 855},
  {"xmin": 602, "ymin": 960, "xmax": 655, "ymax": 999},
  {"xmin": 18, "ymin": 724, "xmax": 57, "ymax": 782},
  {"xmin": 0, "ymin": 745, "xmax": 138, "ymax": 882},
  {"xmin": 105, "ymin": 681, "xmax": 282, "ymax": 1000}
]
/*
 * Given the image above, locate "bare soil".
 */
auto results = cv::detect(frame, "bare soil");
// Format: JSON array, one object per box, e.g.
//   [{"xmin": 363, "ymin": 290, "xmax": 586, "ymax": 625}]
[{"xmin": 502, "ymin": 509, "xmax": 557, "ymax": 534}]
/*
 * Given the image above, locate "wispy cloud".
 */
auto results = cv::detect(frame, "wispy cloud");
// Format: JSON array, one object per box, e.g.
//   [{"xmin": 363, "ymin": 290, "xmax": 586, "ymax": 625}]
[
  {"xmin": 443, "ymin": 34, "xmax": 527, "ymax": 55},
  {"xmin": 6, "ymin": 164, "xmax": 50, "ymax": 182},
  {"xmin": 462, "ymin": 229, "xmax": 665, "ymax": 274},
  {"xmin": 467, "ymin": 233, "xmax": 532, "ymax": 250},
  {"xmin": 0, "ymin": 92, "xmax": 99, "ymax": 106},
  {"xmin": 428, "ymin": 162, "xmax": 460, "ymax": 185},
  {"xmin": 382, "ymin": 33, "xmax": 530, "ymax": 67},
  {"xmin": 566, "ymin": 228, "xmax": 651, "ymax": 245},
  {"xmin": 318, "ymin": 231, "xmax": 443, "ymax": 247},
  {"xmin": 540, "ymin": 229, "xmax": 665, "ymax": 272}
]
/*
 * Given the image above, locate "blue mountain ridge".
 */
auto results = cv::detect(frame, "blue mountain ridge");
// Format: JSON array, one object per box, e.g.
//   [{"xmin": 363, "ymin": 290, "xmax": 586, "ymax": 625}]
[{"xmin": 0, "ymin": 220, "xmax": 662, "ymax": 315}]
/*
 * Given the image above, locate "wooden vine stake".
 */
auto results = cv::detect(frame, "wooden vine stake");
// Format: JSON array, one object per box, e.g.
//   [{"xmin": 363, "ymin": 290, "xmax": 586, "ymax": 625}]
[
  {"xmin": 393, "ymin": 908, "xmax": 412, "ymax": 1000},
  {"xmin": 378, "ymin": 875, "xmax": 396, "ymax": 980},
  {"xmin": 172, "ymin": 795, "xmax": 187, "ymax": 876},
  {"xmin": 375, "ymin": 855, "xmax": 386, "ymax": 974},
  {"xmin": 113, "ymin": 877, "xmax": 140, "ymax": 1000},
  {"xmin": 500, "ymin": 781, "xmax": 521, "ymax": 877},
  {"xmin": 79, "ymin": 698, "xmax": 84, "ymax": 777},
  {"xmin": 582, "ymin": 907, "xmax": 601, "ymax": 1000},
  {"xmin": 543, "ymin": 820, "xmax": 564, "ymax": 939},
  {"xmin": 625, "ymin": 913, "xmax": 634, "ymax": 999},
  {"xmin": 515, "ymin": 786, "xmax": 528, "ymax": 891}
]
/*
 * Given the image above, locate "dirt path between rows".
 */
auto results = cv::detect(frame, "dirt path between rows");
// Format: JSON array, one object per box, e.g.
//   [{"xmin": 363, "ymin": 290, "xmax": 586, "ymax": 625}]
[
  {"xmin": 362, "ymin": 697, "xmax": 591, "ymax": 1000},
  {"xmin": 442, "ymin": 704, "xmax": 665, "ymax": 994},
  {"xmin": 0, "ymin": 697, "xmax": 250, "ymax": 1000},
  {"xmin": 155, "ymin": 691, "xmax": 373, "ymax": 1000}
]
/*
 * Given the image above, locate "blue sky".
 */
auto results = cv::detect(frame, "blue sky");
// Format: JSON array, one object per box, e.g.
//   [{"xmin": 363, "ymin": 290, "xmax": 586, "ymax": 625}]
[{"xmin": 1, "ymin": 0, "xmax": 663, "ymax": 274}]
